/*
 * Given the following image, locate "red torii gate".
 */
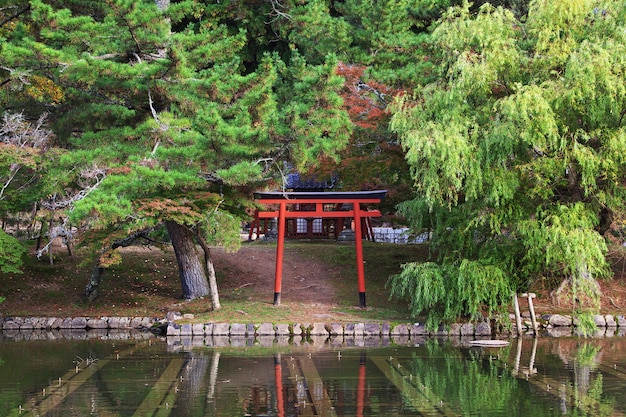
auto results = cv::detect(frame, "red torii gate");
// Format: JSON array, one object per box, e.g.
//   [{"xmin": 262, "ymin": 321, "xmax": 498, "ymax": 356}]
[{"xmin": 253, "ymin": 190, "xmax": 387, "ymax": 307}]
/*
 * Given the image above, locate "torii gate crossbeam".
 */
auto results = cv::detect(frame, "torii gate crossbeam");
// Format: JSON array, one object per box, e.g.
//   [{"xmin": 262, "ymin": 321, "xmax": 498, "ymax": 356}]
[{"xmin": 253, "ymin": 190, "xmax": 386, "ymax": 308}]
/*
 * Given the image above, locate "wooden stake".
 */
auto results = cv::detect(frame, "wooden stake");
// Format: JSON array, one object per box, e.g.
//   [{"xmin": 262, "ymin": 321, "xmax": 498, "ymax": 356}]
[
  {"xmin": 513, "ymin": 293, "xmax": 523, "ymax": 335},
  {"xmin": 522, "ymin": 292, "xmax": 538, "ymax": 335}
]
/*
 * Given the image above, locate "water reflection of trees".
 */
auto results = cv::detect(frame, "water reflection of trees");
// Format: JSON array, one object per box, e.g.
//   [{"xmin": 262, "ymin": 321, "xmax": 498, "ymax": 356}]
[
  {"xmin": 396, "ymin": 338, "xmax": 620, "ymax": 417},
  {"xmin": 6, "ymin": 338, "xmax": 625, "ymax": 416}
]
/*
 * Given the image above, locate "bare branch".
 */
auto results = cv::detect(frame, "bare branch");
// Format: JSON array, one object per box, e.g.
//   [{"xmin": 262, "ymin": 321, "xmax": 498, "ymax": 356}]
[
  {"xmin": 0, "ymin": 112, "xmax": 54, "ymax": 148},
  {"xmin": 266, "ymin": 0, "xmax": 292, "ymax": 23},
  {"xmin": 40, "ymin": 166, "xmax": 106, "ymax": 211}
]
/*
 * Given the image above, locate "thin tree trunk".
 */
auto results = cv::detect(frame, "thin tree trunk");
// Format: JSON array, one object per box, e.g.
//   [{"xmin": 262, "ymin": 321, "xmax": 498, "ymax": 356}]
[
  {"xmin": 166, "ymin": 220, "xmax": 210, "ymax": 300},
  {"xmin": 196, "ymin": 233, "xmax": 221, "ymax": 310},
  {"xmin": 27, "ymin": 202, "xmax": 38, "ymax": 238},
  {"xmin": 48, "ymin": 213, "xmax": 54, "ymax": 265}
]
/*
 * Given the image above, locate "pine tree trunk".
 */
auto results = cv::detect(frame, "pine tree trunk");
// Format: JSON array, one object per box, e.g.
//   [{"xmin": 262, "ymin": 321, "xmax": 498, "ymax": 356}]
[
  {"xmin": 85, "ymin": 265, "xmax": 104, "ymax": 302},
  {"xmin": 166, "ymin": 220, "xmax": 210, "ymax": 300}
]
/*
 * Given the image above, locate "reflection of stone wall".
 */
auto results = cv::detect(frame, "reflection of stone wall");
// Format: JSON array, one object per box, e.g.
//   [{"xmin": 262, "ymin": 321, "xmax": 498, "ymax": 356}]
[
  {"xmin": 3, "ymin": 314, "xmax": 626, "ymax": 343},
  {"xmin": 0, "ymin": 316, "xmax": 159, "ymax": 340}
]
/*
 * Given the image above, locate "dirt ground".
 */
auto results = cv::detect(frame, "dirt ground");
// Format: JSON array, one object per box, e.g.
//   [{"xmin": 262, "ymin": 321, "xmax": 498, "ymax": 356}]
[
  {"xmin": 1, "ymin": 238, "xmax": 626, "ymax": 319},
  {"xmin": 210, "ymin": 244, "xmax": 340, "ymax": 305}
]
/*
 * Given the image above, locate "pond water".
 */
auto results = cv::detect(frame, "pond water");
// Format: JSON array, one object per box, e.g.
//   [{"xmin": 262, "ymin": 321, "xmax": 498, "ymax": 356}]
[{"xmin": 1, "ymin": 334, "xmax": 625, "ymax": 416}]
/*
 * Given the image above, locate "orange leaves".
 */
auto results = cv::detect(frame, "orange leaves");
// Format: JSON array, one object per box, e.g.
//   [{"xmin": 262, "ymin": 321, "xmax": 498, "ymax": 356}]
[
  {"xmin": 24, "ymin": 75, "xmax": 64, "ymax": 105},
  {"xmin": 98, "ymin": 250, "xmax": 122, "ymax": 267},
  {"xmin": 134, "ymin": 198, "xmax": 204, "ymax": 224},
  {"xmin": 335, "ymin": 62, "xmax": 397, "ymax": 130}
]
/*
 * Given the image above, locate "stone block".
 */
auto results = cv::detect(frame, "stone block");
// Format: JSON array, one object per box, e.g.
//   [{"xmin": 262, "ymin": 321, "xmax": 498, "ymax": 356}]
[
  {"xmin": 180, "ymin": 323, "xmax": 193, "ymax": 337},
  {"xmin": 3, "ymin": 320, "xmax": 19, "ymax": 331},
  {"xmin": 475, "ymin": 322, "xmax": 491, "ymax": 336},
  {"xmin": 31, "ymin": 317, "xmax": 48, "ymax": 329},
  {"xmin": 275, "ymin": 323, "xmax": 290, "ymax": 336},
  {"xmin": 87, "ymin": 318, "xmax": 108, "ymax": 329},
  {"xmin": 130, "ymin": 317, "xmax": 144, "ymax": 328},
  {"xmin": 120, "ymin": 317, "xmax": 133, "ymax": 329},
  {"xmin": 60, "ymin": 317, "xmax": 74, "ymax": 329},
  {"xmin": 230, "ymin": 323, "xmax": 247, "ymax": 336},
  {"xmin": 381, "ymin": 323, "xmax": 391, "ymax": 335},
  {"xmin": 618, "ymin": 315, "xmax": 626, "ymax": 327},
  {"xmin": 141, "ymin": 317, "xmax": 154, "ymax": 327},
  {"xmin": 166, "ymin": 323, "xmax": 181, "ymax": 336},
  {"xmin": 549, "ymin": 314, "xmax": 572, "ymax": 326},
  {"xmin": 213, "ymin": 323, "xmax": 230, "ymax": 335},
  {"xmin": 329, "ymin": 323, "xmax": 344, "ymax": 336},
  {"xmin": 292, "ymin": 323, "xmax": 304, "ymax": 335},
  {"xmin": 166, "ymin": 311, "xmax": 182, "ymax": 321},
  {"xmin": 257, "ymin": 323, "xmax": 275, "ymax": 335},
  {"xmin": 192, "ymin": 323, "xmax": 205, "ymax": 336},
  {"xmin": 20, "ymin": 319, "xmax": 34, "ymax": 330},
  {"xmin": 310, "ymin": 323, "xmax": 328, "ymax": 335},
  {"xmin": 364, "ymin": 323, "xmax": 381, "ymax": 336},
  {"xmin": 594, "ymin": 315, "xmax": 607, "ymax": 327},
  {"xmin": 353, "ymin": 323, "xmax": 365, "ymax": 336},
  {"xmin": 605, "ymin": 315, "xmax": 617, "ymax": 327},
  {"xmin": 46, "ymin": 317, "xmax": 62, "ymax": 329},
  {"xmin": 391, "ymin": 324, "xmax": 409, "ymax": 336},
  {"xmin": 411, "ymin": 323, "xmax": 428, "ymax": 336}
]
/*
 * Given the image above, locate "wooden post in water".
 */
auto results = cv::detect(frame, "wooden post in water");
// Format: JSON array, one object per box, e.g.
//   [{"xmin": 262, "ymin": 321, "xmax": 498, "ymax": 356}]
[
  {"xmin": 522, "ymin": 292, "xmax": 538, "ymax": 335},
  {"xmin": 513, "ymin": 293, "xmax": 523, "ymax": 335}
]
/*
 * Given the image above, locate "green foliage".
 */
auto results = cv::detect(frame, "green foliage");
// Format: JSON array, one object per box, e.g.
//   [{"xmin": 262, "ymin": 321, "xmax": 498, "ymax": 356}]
[
  {"xmin": 389, "ymin": 258, "xmax": 512, "ymax": 327},
  {"xmin": 389, "ymin": 0, "xmax": 626, "ymax": 321},
  {"xmin": 199, "ymin": 208, "xmax": 243, "ymax": 253},
  {"xmin": 0, "ymin": 229, "xmax": 26, "ymax": 274},
  {"xmin": 575, "ymin": 311, "xmax": 599, "ymax": 337}
]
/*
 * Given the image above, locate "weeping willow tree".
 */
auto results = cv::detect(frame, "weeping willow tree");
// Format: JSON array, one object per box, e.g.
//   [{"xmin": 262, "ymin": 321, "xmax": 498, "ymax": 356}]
[{"xmin": 389, "ymin": 0, "xmax": 626, "ymax": 328}]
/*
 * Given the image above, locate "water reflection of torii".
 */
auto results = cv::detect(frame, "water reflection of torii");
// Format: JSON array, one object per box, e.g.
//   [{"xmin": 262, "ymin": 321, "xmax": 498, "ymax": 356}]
[
  {"xmin": 273, "ymin": 352, "xmax": 363, "ymax": 417},
  {"xmin": 272, "ymin": 351, "xmax": 460, "ymax": 417}
]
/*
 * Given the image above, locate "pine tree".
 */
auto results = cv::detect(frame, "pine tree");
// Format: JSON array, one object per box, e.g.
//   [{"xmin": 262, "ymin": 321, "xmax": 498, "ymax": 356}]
[{"xmin": 0, "ymin": 0, "xmax": 351, "ymax": 306}]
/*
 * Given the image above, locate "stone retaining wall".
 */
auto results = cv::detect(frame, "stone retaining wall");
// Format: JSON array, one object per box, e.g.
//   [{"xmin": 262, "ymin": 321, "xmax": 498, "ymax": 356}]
[
  {"xmin": 0, "ymin": 316, "xmax": 158, "ymax": 331},
  {"xmin": 2, "ymin": 313, "xmax": 626, "ymax": 340}
]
